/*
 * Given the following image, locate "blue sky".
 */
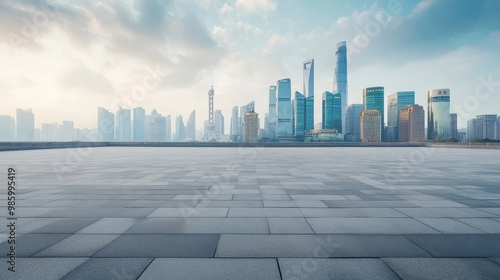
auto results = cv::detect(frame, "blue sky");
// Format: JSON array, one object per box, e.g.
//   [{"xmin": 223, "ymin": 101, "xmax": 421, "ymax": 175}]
[{"xmin": 0, "ymin": 0, "xmax": 499, "ymax": 132}]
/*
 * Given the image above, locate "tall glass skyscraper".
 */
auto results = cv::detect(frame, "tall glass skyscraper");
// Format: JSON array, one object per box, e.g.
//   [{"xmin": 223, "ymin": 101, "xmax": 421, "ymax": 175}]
[
  {"xmin": 16, "ymin": 108, "xmax": 34, "ymax": 141},
  {"xmin": 427, "ymin": 89, "xmax": 450, "ymax": 140},
  {"xmin": 175, "ymin": 115, "xmax": 184, "ymax": 141},
  {"xmin": 387, "ymin": 91, "xmax": 415, "ymax": 141},
  {"xmin": 133, "ymin": 107, "xmax": 146, "ymax": 142},
  {"xmin": 333, "ymin": 41, "xmax": 347, "ymax": 133},
  {"xmin": 230, "ymin": 106, "xmax": 238, "ymax": 141},
  {"xmin": 294, "ymin": 91, "xmax": 305, "ymax": 141},
  {"xmin": 98, "ymin": 107, "xmax": 114, "ymax": 141},
  {"xmin": 186, "ymin": 110, "xmax": 196, "ymax": 140},
  {"xmin": 322, "ymin": 91, "xmax": 341, "ymax": 131},
  {"xmin": 165, "ymin": 114, "xmax": 171, "ymax": 142},
  {"xmin": 363, "ymin": 87, "xmax": 384, "ymax": 138},
  {"xmin": 345, "ymin": 104, "xmax": 363, "ymax": 141},
  {"xmin": 303, "ymin": 59, "xmax": 314, "ymax": 131},
  {"xmin": 115, "ymin": 107, "xmax": 131, "ymax": 141},
  {"xmin": 276, "ymin": 78, "xmax": 293, "ymax": 137},
  {"xmin": 268, "ymin": 85, "xmax": 277, "ymax": 140}
]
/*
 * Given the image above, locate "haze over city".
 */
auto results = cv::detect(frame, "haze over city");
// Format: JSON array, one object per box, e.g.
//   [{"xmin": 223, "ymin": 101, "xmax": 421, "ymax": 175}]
[{"xmin": 0, "ymin": 0, "xmax": 499, "ymax": 132}]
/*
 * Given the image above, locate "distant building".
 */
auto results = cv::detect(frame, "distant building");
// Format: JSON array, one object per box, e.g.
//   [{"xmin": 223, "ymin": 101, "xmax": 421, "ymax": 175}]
[
  {"xmin": 387, "ymin": 91, "xmax": 415, "ymax": 141},
  {"xmin": 305, "ymin": 129, "xmax": 344, "ymax": 142},
  {"xmin": 268, "ymin": 86, "xmax": 277, "ymax": 140},
  {"xmin": 244, "ymin": 109, "xmax": 259, "ymax": 143},
  {"xmin": 165, "ymin": 115, "xmax": 171, "ymax": 142},
  {"xmin": 399, "ymin": 105, "xmax": 425, "ymax": 142},
  {"xmin": 230, "ymin": 106, "xmax": 239, "ymax": 141},
  {"xmin": 61, "ymin": 121, "xmax": 74, "ymax": 141},
  {"xmin": 363, "ymin": 87, "xmax": 384, "ymax": 140},
  {"xmin": 467, "ymin": 118, "xmax": 476, "ymax": 141},
  {"xmin": 345, "ymin": 104, "xmax": 363, "ymax": 142},
  {"xmin": 276, "ymin": 78, "xmax": 293, "ymax": 138},
  {"xmin": 322, "ymin": 91, "xmax": 341, "ymax": 132},
  {"xmin": 450, "ymin": 113, "xmax": 458, "ymax": 140},
  {"xmin": 427, "ymin": 89, "xmax": 450, "ymax": 140},
  {"xmin": 0, "ymin": 115, "xmax": 15, "ymax": 141},
  {"xmin": 98, "ymin": 107, "xmax": 114, "ymax": 141},
  {"xmin": 360, "ymin": 110, "xmax": 381, "ymax": 142},
  {"xmin": 473, "ymin": 114, "xmax": 497, "ymax": 140},
  {"xmin": 186, "ymin": 110, "xmax": 196, "ymax": 140},
  {"xmin": 333, "ymin": 41, "xmax": 348, "ymax": 133},
  {"xmin": 175, "ymin": 115, "xmax": 184, "ymax": 141},
  {"xmin": 214, "ymin": 109, "xmax": 224, "ymax": 136},
  {"xmin": 133, "ymin": 107, "xmax": 146, "ymax": 142},
  {"xmin": 115, "ymin": 107, "xmax": 131, "ymax": 141},
  {"xmin": 41, "ymin": 123, "xmax": 59, "ymax": 141},
  {"xmin": 294, "ymin": 91, "xmax": 305, "ymax": 141},
  {"xmin": 496, "ymin": 116, "xmax": 500, "ymax": 140},
  {"xmin": 16, "ymin": 108, "xmax": 35, "ymax": 141}
]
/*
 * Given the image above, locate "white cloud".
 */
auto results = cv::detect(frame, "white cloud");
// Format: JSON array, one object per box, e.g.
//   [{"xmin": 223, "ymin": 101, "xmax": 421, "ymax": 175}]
[{"xmin": 235, "ymin": 0, "xmax": 276, "ymax": 13}]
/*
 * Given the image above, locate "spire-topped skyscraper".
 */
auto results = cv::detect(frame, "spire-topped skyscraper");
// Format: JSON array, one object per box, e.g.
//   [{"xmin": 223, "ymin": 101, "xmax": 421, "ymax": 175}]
[{"xmin": 333, "ymin": 41, "xmax": 347, "ymax": 133}]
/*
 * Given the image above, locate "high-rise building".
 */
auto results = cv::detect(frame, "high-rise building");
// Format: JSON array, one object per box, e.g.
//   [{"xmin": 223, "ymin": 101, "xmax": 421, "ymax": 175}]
[
  {"xmin": 263, "ymin": 113, "xmax": 269, "ymax": 139},
  {"xmin": 360, "ymin": 110, "xmax": 381, "ymax": 142},
  {"xmin": 175, "ymin": 115, "xmax": 184, "ymax": 141},
  {"xmin": 363, "ymin": 87, "xmax": 384, "ymax": 139},
  {"xmin": 147, "ymin": 109, "xmax": 166, "ymax": 142},
  {"xmin": 473, "ymin": 114, "xmax": 497, "ymax": 140},
  {"xmin": 0, "ymin": 115, "xmax": 15, "ymax": 141},
  {"xmin": 239, "ymin": 105, "xmax": 247, "ymax": 141},
  {"xmin": 333, "ymin": 41, "xmax": 348, "ymax": 133},
  {"xmin": 399, "ymin": 105, "xmax": 425, "ymax": 142},
  {"xmin": 115, "ymin": 107, "xmax": 131, "ymax": 141},
  {"xmin": 133, "ymin": 107, "xmax": 146, "ymax": 142},
  {"xmin": 60, "ymin": 121, "xmax": 74, "ymax": 141},
  {"xmin": 244, "ymin": 109, "xmax": 259, "ymax": 143},
  {"xmin": 496, "ymin": 116, "xmax": 500, "ymax": 140},
  {"xmin": 427, "ymin": 89, "xmax": 451, "ymax": 140},
  {"xmin": 268, "ymin": 85, "xmax": 277, "ymax": 140},
  {"xmin": 387, "ymin": 91, "xmax": 415, "ymax": 141},
  {"xmin": 186, "ymin": 110, "xmax": 196, "ymax": 140},
  {"xmin": 41, "ymin": 123, "xmax": 59, "ymax": 141},
  {"xmin": 305, "ymin": 96, "xmax": 314, "ymax": 132},
  {"xmin": 98, "ymin": 107, "xmax": 114, "ymax": 141},
  {"xmin": 165, "ymin": 114, "xmax": 171, "ymax": 142},
  {"xmin": 294, "ymin": 91, "xmax": 305, "ymax": 141},
  {"xmin": 16, "ymin": 108, "xmax": 35, "ymax": 141},
  {"xmin": 450, "ymin": 113, "xmax": 458, "ymax": 140},
  {"xmin": 467, "ymin": 118, "xmax": 476, "ymax": 141},
  {"xmin": 246, "ymin": 101, "xmax": 255, "ymax": 112},
  {"xmin": 214, "ymin": 110, "xmax": 224, "ymax": 136},
  {"xmin": 303, "ymin": 59, "xmax": 314, "ymax": 98},
  {"xmin": 276, "ymin": 78, "xmax": 293, "ymax": 138},
  {"xmin": 322, "ymin": 91, "xmax": 341, "ymax": 131},
  {"xmin": 345, "ymin": 104, "xmax": 363, "ymax": 142},
  {"xmin": 230, "ymin": 106, "xmax": 239, "ymax": 141}
]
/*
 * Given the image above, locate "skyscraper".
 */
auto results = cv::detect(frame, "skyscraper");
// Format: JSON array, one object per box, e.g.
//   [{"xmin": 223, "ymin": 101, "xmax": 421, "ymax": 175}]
[
  {"xmin": 399, "ymin": 105, "xmax": 425, "ymax": 142},
  {"xmin": 133, "ymin": 107, "xmax": 146, "ymax": 142},
  {"xmin": 147, "ymin": 109, "xmax": 166, "ymax": 142},
  {"xmin": 61, "ymin": 121, "xmax": 74, "ymax": 141},
  {"xmin": 165, "ymin": 114, "xmax": 171, "ymax": 142},
  {"xmin": 303, "ymin": 59, "xmax": 314, "ymax": 98},
  {"xmin": 474, "ymin": 114, "xmax": 497, "ymax": 140},
  {"xmin": 115, "ymin": 107, "xmax": 131, "ymax": 141},
  {"xmin": 239, "ymin": 105, "xmax": 247, "ymax": 141},
  {"xmin": 230, "ymin": 106, "xmax": 239, "ymax": 141},
  {"xmin": 41, "ymin": 123, "xmax": 59, "ymax": 141},
  {"xmin": 0, "ymin": 115, "xmax": 15, "ymax": 141},
  {"xmin": 450, "ymin": 113, "xmax": 458, "ymax": 140},
  {"xmin": 268, "ymin": 85, "xmax": 277, "ymax": 140},
  {"xmin": 305, "ymin": 96, "xmax": 314, "ymax": 132},
  {"xmin": 244, "ymin": 109, "xmax": 259, "ymax": 143},
  {"xmin": 345, "ymin": 104, "xmax": 363, "ymax": 142},
  {"xmin": 363, "ymin": 87, "xmax": 384, "ymax": 139},
  {"xmin": 360, "ymin": 110, "xmax": 381, "ymax": 142},
  {"xmin": 276, "ymin": 78, "xmax": 293, "ymax": 138},
  {"xmin": 176, "ymin": 115, "xmax": 184, "ymax": 141},
  {"xmin": 333, "ymin": 41, "xmax": 348, "ymax": 133},
  {"xmin": 16, "ymin": 108, "xmax": 34, "ymax": 141},
  {"xmin": 186, "ymin": 110, "xmax": 196, "ymax": 140},
  {"xmin": 214, "ymin": 109, "xmax": 224, "ymax": 136},
  {"xmin": 387, "ymin": 91, "xmax": 415, "ymax": 141},
  {"xmin": 427, "ymin": 89, "xmax": 450, "ymax": 140},
  {"xmin": 322, "ymin": 91, "xmax": 341, "ymax": 131},
  {"xmin": 294, "ymin": 91, "xmax": 305, "ymax": 141},
  {"xmin": 98, "ymin": 107, "xmax": 114, "ymax": 141}
]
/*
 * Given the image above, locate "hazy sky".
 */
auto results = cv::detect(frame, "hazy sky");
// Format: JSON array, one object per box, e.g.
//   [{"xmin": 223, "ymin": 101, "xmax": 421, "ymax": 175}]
[{"xmin": 1, "ymin": 0, "xmax": 499, "ymax": 132}]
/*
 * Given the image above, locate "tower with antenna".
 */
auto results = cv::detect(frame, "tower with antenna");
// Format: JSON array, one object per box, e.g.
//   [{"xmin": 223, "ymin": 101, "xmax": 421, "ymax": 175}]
[{"xmin": 203, "ymin": 86, "xmax": 217, "ymax": 141}]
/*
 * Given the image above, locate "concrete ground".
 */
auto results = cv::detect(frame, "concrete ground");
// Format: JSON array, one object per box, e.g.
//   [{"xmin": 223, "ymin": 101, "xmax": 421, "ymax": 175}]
[{"xmin": 1, "ymin": 147, "xmax": 499, "ymax": 279}]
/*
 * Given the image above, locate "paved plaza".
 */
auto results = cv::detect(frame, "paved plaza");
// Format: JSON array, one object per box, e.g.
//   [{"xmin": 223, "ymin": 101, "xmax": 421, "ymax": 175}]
[{"xmin": 1, "ymin": 146, "xmax": 500, "ymax": 279}]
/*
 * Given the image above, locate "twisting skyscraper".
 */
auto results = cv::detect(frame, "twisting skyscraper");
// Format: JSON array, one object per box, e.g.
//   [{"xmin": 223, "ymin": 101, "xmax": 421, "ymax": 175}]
[{"xmin": 333, "ymin": 41, "xmax": 347, "ymax": 133}]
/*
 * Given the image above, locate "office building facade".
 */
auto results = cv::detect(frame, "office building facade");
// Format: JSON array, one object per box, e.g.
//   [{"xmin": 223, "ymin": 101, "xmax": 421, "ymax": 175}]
[
  {"xmin": 244, "ymin": 109, "xmax": 259, "ymax": 143},
  {"xmin": 115, "ymin": 107, "xmax": 131, "ymax": 141},
  {"xmin": 427, "ymin": 89, "xmax": 451, "ymax": 140},
  {"xmin": 345, "ymin": 104, "xmax": 363, "ymax": 142},
  {"xmin": 276, "ymin": 78, "xmax": 293, "ymax": 138},
  {"xmin": 268, "ymin": 86, "xmax": 277, "ymax": 140},
  {"xmin": 16, "ymin": 108, "xmax": 35, "ymax": 141},
  {"xmin": 399, "ymin": 105, "xmax": 425, "ymax": 142},
  {"xmin": 133, "ymin": 107, "xmax": 146, "ymax": 142},
  {"xmin": 98, "ymin": 107, "xmax": 114, "ymax": 141},
  {"xmin": 387, "ymin": 91, "xmax": 415, "ymax": 141},
  {"xmin": 360, "ymin": 110, "xmax": 381, "ymax": 142},
  {"xmin": 322, "ymin": 91, "xmax": 342, "ymax": 131},
  {"xmin": 333, "ymin": 41, "xmax": 348, "ymax": 133},
  {"xmin": 363, "ymin": 87, "xmax": 384, "ymax": 139},
  {"xmin": 0, "ymin": 115, "xmax": 15, "ymax": 141}
]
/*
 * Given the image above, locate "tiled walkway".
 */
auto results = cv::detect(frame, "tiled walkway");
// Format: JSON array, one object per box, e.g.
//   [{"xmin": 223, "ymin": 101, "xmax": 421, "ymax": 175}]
[{"xmin": 1, "ymin": 147, "xmax": 500, "ymax": 279}]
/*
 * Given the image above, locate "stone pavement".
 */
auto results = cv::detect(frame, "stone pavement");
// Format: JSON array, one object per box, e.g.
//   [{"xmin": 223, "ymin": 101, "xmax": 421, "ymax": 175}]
[{"xmin": 0, "ymin": 147, "xmax": 500, "ymax": 279}]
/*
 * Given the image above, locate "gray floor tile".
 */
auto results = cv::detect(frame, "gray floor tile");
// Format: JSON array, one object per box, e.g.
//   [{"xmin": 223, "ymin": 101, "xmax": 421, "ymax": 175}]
[
  {"xmin": 61, "ymin": 258, "xmax": 153, "ymax": 280},
  {"xmin": 0, "ymin": 234, "xmax": 71, "ymax": 257},
  {"xmin": 34, "ymin": 234, "xmax": 119, "ymax": 257},
  {"xmin": 323, "ymin": 200, "xmax": 419, "ymax": 208},
  {"xmin": 456, "ymin": 218, "xmax": 500, "ymax": 233},
  {"xmin": 405, "ymin": 234, "xmax": 500, "ymax": 257},
  {"xmin": 195, "ymin": 200, "xmax": 263, "ymax": 208},
  {"xmin": 30, "ymin": 218, "xmax": 99, "ymax": 234},
  {"xmin": 264, "ymin": 200, "xmax": 327, "ymax": 208},
  {"xmin": 268, "ymin": 218, "xmax": 314, "ymax": 234},
  {"xmin": 307, "ymin": 218, "xmax": 439, "ymax": 234},
  {"xmin": 126, "ymin": 218, "xmax": 269, "ymax": 234},
  {"xmin": 0, "ymin": 258, "xmax": 88, "ymax": 280},
  {"xmin": 416, "ymin": 218, "xmax": 485, "ymax": 233},
  {"xmin": 138, "ymin": 258, "xmax": 281, "ymax": 280},
  {"xmin": 394, "ymin": 207, "xmax": 496, "ymax": 218},
  {"xmin": 280, "ymin": 258, "xmax": 400, "ymax": 280},
  {"xmin": 78, "ymin": 218, "xmax": 140, "ymax": 234},
  {"xmin": 148, "ymin": 208, "xmax": 228, "ymax": 218},
  {"xmin": 228, "ymin": 208, "xmax": 303, "ymax": 217},
  {"xmin": 383, "ymin": 258, "xmax": 500, "ymax": 280},
  {"xmin": 94, "ymin": 234, "xmax": 220, "ymax": 257}
]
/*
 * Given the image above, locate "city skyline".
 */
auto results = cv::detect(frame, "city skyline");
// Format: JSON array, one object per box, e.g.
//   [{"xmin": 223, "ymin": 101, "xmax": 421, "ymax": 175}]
[{"xmin": 0, "ymin": 0, "xmax": 499, "ymax": 132}]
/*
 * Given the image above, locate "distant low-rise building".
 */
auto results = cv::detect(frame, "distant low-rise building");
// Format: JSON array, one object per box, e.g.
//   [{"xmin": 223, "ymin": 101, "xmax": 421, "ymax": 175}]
[
  {"xmin": 244, "ymin": 109, "xmax": 259, "ymax": 143},
  {"xmin": 360, "ymin": 110, "xmax": 381, "ymax": 142}
]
